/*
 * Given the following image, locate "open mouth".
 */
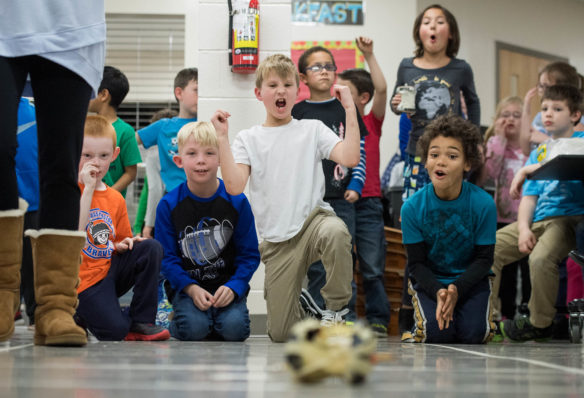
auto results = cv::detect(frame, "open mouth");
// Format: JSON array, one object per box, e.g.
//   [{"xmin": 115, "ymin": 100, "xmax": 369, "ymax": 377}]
[
  {"xmin": 194, "ymin": 168, "xmax": 208, "ymax": 173},
  {"xmin": 430, "ymin": 34, "xmax": 437, "ymax": 42},
  {"xmin": 435, "ymin": 170, "xmax": 446, "ymax": 177},
  {"xmin": 276, "ymin": 99, "xmax": 286, "ymax": 109}
]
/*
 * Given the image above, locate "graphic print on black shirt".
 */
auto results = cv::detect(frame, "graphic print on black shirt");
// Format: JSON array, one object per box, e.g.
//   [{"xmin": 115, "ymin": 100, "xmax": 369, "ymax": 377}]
[
  {"xmin": 414, "ymin": 76, "xmax": 455, "ymax": 122},
  {"xmin": 291, "ymin": 99, "xmax": 368, "ymax": 200},
  {"xmin": 179, "ymin": 217, "xmax": 234, "ymax": 281},
  {"xmin": 171, "ymin": 196, "xmax": 238, "ymax": 292}
]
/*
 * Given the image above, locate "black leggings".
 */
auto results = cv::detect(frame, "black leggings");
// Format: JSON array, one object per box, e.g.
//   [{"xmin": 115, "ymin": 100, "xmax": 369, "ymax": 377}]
[{"xmin": 0, "ymin": 56, "xmax": 91, "ymax": 230}]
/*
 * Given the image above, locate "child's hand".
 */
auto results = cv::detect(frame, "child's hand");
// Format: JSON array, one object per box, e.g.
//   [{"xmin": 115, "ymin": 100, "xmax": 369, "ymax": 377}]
[
  {"xmin": 185, "ymin": 284, "xmax": 215, "ymax": 311},
  {"xmin": 390, "ymin": 94, "xmax": 402, "ymax": 111},
  {"xmin": 142, "ymin": 225, "xmax": 154, "ymax": 239},
  {"xmin": 509, "ymin": 169, "xmax": 526, "ymax": 200},
  {"xmin": 524, "ymin": 86, "xmax": 538, "ymax": 104},
  {"xmin": 211, "ymin": 110, "xmax": 231, "ymax": 139},
  {"xmin": 436, "ymin": 289, "xmax": 448, "ymax": 330},
  {"xmin": 114, "ymin": 236, "xmax": 146, "ymax": 253},
  {"xmin": 436, "ymin": 285, "xmax": 457, "ymax": 330},
  {"xmin": 355, "ymin": 36, "xmax": 373, "ymax": 56},
  {"xmin": 333, "ymin": 84, "xmax": 354, "ymax": 110},
  {"xmin": 344, "ymin": 189, "xmax": 359, "ymax": 203},
  {"xmin": 213, "ymin": 285, "xmax": 235, "ymax": 308},
  {"xmin": 79, "ymin": 162, "xmax": 99, "ymax": 189},
  {"xmin": 518, "ymin": 228, "xmax": 537, "ymax": 254},
  {"xmin": 441, "ymin": 284, "xmax": 458, "ymax": 327},
  {"xmin": 494, "ymin": 117, "xmax": 507, "ymax": 137}
]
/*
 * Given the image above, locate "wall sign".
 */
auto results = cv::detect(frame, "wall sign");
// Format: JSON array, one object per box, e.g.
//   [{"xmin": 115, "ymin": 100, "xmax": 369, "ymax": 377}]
[{"xmin": 291, "ymin": 1, "xmax": 364, "ymax": 25}]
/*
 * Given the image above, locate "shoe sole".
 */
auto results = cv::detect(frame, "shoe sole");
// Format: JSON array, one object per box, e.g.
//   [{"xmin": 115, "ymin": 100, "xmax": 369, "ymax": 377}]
[
  {"xmin": 0, "ymin": 324, "xmax": 15, "ymax": 342},
  {"xmin": 35, "ymin": 333, "xmax": 87, "ymax": 346},
  {"xmin": 124, "ymin": 329, "xmax": 171, "ymax": 341}
]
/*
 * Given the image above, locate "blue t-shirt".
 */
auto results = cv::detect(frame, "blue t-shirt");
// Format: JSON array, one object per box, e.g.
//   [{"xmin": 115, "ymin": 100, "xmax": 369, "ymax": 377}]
[
  {"xmin": 523, "ymin": 131, "xmax": 584, "ymax": 222},
  {"xmin": 138, "ymin": 117, "xmax": 197, "ymax": 191},
  {"xmin": 401, "ymin": 181, "xmax": 497, "ymax": 285}
]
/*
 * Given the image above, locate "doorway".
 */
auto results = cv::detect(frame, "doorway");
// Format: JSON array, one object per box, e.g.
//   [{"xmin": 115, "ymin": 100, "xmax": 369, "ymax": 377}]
[{"xmin": 496, "ymin": 42, "xmax": 568, "ymax": 122}]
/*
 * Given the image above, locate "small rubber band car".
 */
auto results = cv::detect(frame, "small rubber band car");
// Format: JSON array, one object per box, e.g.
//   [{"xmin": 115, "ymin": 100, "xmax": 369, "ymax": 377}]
[{"xmin": 284, "ymin": 319, "xmax": 378, "ymax": 384}]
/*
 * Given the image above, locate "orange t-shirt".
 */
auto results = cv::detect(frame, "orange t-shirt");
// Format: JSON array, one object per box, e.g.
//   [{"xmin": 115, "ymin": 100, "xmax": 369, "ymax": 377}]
[{"xmin": 78, "ymin": 184, "xmax": 133, "ymax": 293}]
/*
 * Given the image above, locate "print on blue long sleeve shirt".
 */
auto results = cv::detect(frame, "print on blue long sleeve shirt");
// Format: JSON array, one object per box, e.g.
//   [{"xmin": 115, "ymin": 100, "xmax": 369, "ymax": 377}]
[{"xmin": 155, "ymin": 179, "xmax": 260, "ymax": 298}]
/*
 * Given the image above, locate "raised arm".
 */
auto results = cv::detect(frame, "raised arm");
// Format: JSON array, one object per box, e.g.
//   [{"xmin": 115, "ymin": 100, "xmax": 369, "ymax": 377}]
[
  {"xmin": 211, "ymin": 110, "xmax": 250, "ymax": 195},
  {"xmin": 356, "ymin": 36, "xmax": 387, "ymax": 120},
  {"xmin": 329, "ymin": 85, "xmax": 360, "ymax": 167},
  {"xmin": 519, "ymin": 87, "xmax": 537, "ymax": 156}
]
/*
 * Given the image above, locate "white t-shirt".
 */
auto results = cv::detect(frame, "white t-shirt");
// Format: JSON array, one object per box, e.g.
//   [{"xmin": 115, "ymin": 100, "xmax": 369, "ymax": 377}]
[
  {"xmin": 0, "ymin": 0, "xmax": 106, "ymax": 94},
  {"xmin": 232, "ymin": 118, "xmax": 341, "ymax": 242}
]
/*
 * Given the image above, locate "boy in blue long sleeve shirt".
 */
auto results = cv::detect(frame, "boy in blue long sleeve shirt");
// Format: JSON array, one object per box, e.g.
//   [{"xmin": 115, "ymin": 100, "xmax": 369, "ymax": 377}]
[{"xmin": 155, "ymin": 121, "xmax": 260, "ymax": 341}]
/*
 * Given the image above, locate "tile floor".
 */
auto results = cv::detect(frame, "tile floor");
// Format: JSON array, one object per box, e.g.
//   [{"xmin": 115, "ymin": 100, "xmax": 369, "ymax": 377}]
[{"xmin": 1, "ymin": 326, "xmax": 584, "ymax": 398}]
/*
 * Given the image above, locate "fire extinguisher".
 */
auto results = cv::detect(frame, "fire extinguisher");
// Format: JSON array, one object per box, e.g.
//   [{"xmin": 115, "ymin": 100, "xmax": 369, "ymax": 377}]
[{"xmin": 228, "ymin": 0, "xmax": 259, "ymax": 74}]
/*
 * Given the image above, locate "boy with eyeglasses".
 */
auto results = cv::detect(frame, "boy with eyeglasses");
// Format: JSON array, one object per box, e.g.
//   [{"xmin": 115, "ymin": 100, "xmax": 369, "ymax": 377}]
[{"xmin": 292, "ymin": 46, "xmax": 369, "ymax": 323}]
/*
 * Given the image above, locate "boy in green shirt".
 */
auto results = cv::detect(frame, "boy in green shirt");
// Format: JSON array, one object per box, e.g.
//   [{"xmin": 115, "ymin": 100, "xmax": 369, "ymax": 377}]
[{"xmin": 89, "ymin": 66, "xmax": 142, "ymax": 197}]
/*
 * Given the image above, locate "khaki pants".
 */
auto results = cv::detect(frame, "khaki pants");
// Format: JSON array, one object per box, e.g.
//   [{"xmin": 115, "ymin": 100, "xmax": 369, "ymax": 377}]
[
  {"xmin": 492, "ymin": 215, "xmax": 583, "ymax": 328},
  {"xmin": 260, "ymin": 208, "xmax": 353, "ymax": 342}
]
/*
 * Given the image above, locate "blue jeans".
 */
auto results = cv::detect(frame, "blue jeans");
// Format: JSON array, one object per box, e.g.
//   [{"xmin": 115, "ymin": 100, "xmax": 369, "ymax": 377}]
[
  {"xmin": 354, "ymin": 197, "xmax": 390, "ymax": 325},
  {"xmin": 170, "ymin": 291, "xmax": 250, "ymax": 341}
]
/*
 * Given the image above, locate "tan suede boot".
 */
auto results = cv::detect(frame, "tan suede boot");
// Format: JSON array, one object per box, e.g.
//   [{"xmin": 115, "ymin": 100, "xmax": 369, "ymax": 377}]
[
  {"xmin": 0, "ymin": 199, "xmax": 27, "ymax": 342},
  {"xmin": 25, "ymin": 229, "xmax": 87, "ymax": 346}
]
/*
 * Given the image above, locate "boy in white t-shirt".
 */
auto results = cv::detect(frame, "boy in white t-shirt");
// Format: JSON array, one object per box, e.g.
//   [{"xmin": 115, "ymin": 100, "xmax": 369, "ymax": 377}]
[{"xmin": 211, "ymin": 54, "xmax": 360, "ymax": 342}]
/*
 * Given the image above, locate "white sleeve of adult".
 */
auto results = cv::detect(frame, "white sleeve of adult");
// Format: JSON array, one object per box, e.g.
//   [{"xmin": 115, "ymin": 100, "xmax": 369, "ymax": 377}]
[{"xmin": 145, "ymin": 148, "xmax": 165, "ymax": 227}]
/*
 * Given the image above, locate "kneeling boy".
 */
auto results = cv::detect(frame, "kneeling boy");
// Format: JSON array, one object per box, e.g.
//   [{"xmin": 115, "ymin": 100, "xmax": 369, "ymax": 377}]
[
  {"xmin": 401, "ymin": 115, "xmax": 497, "ymax": 343},
  {"xmin": 155, "ymin": 122, "xmax": 260, "ymax": 341},
  {"xmin": 76, "ymin": 115, "xmax": 169, "ymax": 341},
  {"xmin": 212, "ymin": 54, "xmax": 360, "ymax": 342}
]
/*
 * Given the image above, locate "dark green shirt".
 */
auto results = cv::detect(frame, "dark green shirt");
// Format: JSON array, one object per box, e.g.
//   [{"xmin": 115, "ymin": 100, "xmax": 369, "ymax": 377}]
[{"xmin": 103, "ymin": 117, "xmax": 142, "ymax": 197}]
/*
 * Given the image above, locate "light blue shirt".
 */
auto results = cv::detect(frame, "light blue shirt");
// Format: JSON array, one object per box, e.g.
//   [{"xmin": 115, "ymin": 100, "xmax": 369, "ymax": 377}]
[
  {"xmin": 0, "ymin": 1, "xmax": 106, "ymax": 94},
  {"xmin": 138, "ymin": 117, "xmax": 197, "ymax": 192},
  {"xmin": 523, "ymin": 131, "xmax": 584, "ymax": 222}
]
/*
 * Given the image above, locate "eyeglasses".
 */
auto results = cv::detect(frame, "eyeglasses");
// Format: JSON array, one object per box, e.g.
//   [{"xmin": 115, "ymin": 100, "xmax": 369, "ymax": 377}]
[
  {"xmin": 500, "ymin": 112, "xmax": 521, "ymax": 119},
  {"xmin": 305, "ymin": 63, "xmax": 337, "ymax": 73}
]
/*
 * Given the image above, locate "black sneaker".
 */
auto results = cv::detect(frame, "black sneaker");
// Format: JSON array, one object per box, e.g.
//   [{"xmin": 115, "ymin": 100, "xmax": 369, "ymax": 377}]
[
  {"xmin": 125, "ymin": 322, "xmax": 170, "ymax": 341},
  {"xmin": 300, "ymin": 288, "xmax": 323, "ymax": 319},
  {"xmin": 398, "ymin": 307, "xmax": 414, "ymax": 335},
  {"xmin": 370, "ymin": 323, "xmax": 388, "ymax": 337},
  {"xmin": 500, "ymin": 318, "xmax": 552, "ymax": 342},
  {"xmin": 489, "ymin": 324, "xmax": 504, "ymax": 343}
]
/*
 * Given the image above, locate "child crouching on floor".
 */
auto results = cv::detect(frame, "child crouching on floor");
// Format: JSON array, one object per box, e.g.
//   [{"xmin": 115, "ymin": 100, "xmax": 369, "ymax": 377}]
[
  {"xmin": 155, "ymin": 121, "xmax": 260, "ymax": 341},
  {"xmin": 76, "ymin": 115, "xmax": 169, "ymax": 341},
  {"xmin": 400, "ymin": 115, "xmax": 497, "ymax": 343}
]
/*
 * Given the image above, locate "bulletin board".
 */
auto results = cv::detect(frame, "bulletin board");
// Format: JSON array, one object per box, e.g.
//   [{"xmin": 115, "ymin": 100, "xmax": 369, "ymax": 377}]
[{"xmin": 291, "ymin": 40, "xmax": 365, "ymax": 102}]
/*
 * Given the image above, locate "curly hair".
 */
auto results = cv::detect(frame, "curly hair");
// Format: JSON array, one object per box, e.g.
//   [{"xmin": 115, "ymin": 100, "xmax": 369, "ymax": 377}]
[{"xmin": 417, "ymin": 114, "xmax": 483, "ymax": 171}]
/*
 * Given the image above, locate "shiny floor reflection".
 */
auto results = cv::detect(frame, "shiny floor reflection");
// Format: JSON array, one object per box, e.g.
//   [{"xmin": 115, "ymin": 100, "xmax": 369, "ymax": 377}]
[{"xmin": 1, "ymin": 326, "xmax": 583, "ymax": 397}]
